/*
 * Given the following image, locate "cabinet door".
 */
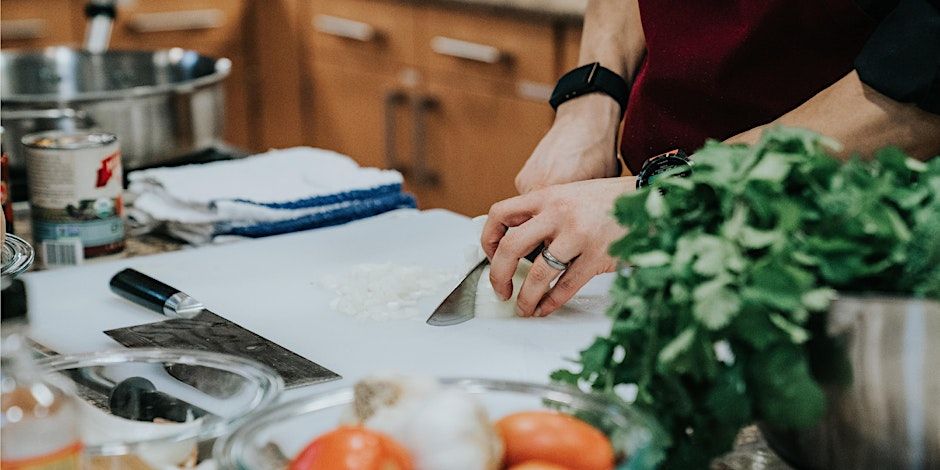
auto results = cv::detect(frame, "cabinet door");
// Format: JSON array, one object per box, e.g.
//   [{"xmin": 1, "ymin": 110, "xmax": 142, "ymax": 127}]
[
  {"xmin": 109, "ymin": 0, "xmax": 255, "ymax": 151},
  {"xmin": 0, "ymin": 0, "xmax": 79, "ymax": 49},
  {"xmin": 415, "ymin": 80, "xmax": 552, "ymax": 216},
  {"xmin": 304, "ymin": 61, "xmax": 414, "ymax": 175},
  {"xmin": 247, "ymin": 0, "xmax": 305, "ymax": 150},
  {"xmin": 561, "ymin": 24, "xmax": 583, "ymax": 74}
]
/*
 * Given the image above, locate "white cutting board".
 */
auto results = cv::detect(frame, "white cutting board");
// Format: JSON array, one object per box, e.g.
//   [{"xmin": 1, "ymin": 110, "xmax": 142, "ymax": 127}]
[{"xmin": 22, "ymin": 209, "xmax": 614, "ymax": 399}]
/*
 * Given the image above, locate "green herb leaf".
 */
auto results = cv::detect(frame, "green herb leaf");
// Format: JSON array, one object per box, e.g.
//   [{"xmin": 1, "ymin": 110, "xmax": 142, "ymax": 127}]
[
  {"xmin": 692, "ymin": 277, "xmax": 740, "ymax": 330},
  {"xmin": 658, "ymin": 328, "xmax": 696, "ymax": 366}
]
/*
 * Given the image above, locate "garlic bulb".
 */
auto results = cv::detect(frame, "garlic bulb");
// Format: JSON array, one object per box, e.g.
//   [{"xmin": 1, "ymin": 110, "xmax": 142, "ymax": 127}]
[{"xmin": 349, "ymin": 375, "xmax": 503, "ymax": 470}]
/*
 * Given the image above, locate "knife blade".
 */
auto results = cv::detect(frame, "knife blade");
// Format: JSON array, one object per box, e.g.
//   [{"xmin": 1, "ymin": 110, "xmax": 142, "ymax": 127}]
[{"xmin": 426, "ymin": 259, "xmax": 487, "ymax": 326}]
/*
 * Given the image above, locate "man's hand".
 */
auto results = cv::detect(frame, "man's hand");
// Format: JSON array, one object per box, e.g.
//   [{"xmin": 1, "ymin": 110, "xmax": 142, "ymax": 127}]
[
  {"xmin": 515, "ymin": 95, "xmax": 623, "ymax": 194},
  {"xmin": 481, "ymin": 177, "xmax": 632, "ymax": 317}
]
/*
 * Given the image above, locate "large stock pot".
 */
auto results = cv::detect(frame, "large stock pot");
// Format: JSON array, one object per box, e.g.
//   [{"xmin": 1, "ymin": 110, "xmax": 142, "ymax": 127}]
[
  {"xmin": 1, "ymin": 47, "xmax": 230, "ymax": 173},
  {"xmin": 761, "ymin": 295, "xmax": 940, "ymax": 470}
]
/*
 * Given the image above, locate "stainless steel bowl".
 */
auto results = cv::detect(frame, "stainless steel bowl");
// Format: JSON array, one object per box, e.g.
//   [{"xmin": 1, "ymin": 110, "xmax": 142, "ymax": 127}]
[
  {"xmin": 761, "ymin": 295, "xmax": 940, "ymax": 470},
  {"xmin": 1, "ymin": 47, "xmax": 230, "ymax": 171}
]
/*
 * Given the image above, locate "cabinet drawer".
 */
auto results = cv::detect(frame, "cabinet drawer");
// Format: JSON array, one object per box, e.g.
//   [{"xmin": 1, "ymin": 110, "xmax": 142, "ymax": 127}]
[
  {"xmin": 304, "ymin": 0, "xmax": 417, "ymax": 69},
  {"xmin": 417, "ymin": 7, "xmax": 556, "ymax": 89},
  {"xmin": 0, "ymin": 0, "xmax": 78, "ymax": 49},
  {"xmin": 110, "ymin": 0, "xmax": 247, "ymax": 51}
]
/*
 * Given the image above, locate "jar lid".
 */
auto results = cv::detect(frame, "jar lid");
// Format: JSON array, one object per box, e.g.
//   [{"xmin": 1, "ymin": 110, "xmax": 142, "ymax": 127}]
[{"xmin": 21, "ymin": 131, "xmax": 117, "ymax": 150}]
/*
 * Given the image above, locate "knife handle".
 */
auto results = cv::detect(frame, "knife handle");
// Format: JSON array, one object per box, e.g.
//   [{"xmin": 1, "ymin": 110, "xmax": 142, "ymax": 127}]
[{"xmin": 110, "ymin": 269, "xmax": 204, "ymax": 319}]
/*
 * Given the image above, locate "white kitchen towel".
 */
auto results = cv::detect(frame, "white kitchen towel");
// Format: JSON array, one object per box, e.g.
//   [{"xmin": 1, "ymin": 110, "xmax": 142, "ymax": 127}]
[{"xmin": 128, "ymin": 147, "xmax": 416, "ymax": 244}]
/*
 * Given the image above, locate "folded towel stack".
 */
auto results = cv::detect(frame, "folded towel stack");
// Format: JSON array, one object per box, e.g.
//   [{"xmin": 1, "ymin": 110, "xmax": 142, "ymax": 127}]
[{"xmin": 128, "ymin": 147, "xmax": 416, "ymax": 244}]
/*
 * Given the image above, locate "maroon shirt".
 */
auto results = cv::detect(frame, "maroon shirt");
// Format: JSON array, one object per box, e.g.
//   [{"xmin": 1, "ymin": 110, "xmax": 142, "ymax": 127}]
[{"xmin": 620, "ymin": 0, "xmax": 876, "ymax": 173}]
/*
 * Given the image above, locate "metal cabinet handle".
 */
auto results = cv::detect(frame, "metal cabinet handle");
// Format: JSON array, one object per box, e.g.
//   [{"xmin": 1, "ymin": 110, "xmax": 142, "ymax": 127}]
[
  {"xmin": 313, "ymin": 15, "xmax": 376, "ymax": 42},
  {"xmin": 384, "ymin": 90, "xmax": 408, "ymax": 172},
  {"xmin": 1, "ymin": 19, "xmax": 47, "ymax": 40},
  {"xmin": 430, "ymin": 36, "xmax": 504, "ymax": 64},
  {"xmin": 127, "ymin": 9, "xmax": 224, "ymax": 33},
  {"xmin": 412, "ymin": 95, "xmax": 440, "ymax": 188}
]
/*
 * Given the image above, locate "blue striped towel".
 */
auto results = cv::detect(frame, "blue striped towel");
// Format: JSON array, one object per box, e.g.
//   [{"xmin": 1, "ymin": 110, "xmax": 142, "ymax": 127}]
[{"xmin": 128, "ymin": 147, "xmax": 416, "ymax": 244}]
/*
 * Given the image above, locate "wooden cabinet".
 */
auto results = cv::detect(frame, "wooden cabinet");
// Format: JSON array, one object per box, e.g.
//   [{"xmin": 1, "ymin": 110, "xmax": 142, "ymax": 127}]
[
  {"xmin": 561, "ymin": 23, "xmax": 583, "ymax": 73},
  {"xmin": 0, "ymin": 0, "xmax": 80, "ymax": 49},
  {"xmin": 245, "ymin": 0, "xmax": 305, "ymax": 149},
  {"xmin": 417, "ymin": 80, "xmax": 553, "ymax": 216},
  {"xmin": 299, "ymin": 0, "xmax": 557, "ymax": 216},
  {"xmin": 305, "ymin": 61, "xmax": 414, "ymax": 173}
]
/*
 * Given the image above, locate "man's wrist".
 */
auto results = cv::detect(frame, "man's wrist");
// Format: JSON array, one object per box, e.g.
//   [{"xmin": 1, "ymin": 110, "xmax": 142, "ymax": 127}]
[{"xmin": 554, "ymin": 93, "xmax": 622, "ymax": 126}]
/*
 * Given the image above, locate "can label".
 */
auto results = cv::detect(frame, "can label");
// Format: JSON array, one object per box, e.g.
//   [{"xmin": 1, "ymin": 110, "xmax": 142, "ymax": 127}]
[{"xmin": 25, "ymin": 134, "xmax": 125, "ymax": 261}]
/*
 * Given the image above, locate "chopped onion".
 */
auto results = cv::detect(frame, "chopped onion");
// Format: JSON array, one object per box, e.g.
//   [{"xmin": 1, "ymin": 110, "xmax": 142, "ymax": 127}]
[
  {"xmin": 318, "ymin": 264, "xmax": 457, "ymax": 321},
  {"xmin": 475, "ymin": 259, "xmax": 532, "ymax": 318}
]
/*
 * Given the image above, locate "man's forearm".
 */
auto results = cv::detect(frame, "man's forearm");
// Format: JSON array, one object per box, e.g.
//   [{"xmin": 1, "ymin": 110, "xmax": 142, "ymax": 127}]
[
  {"xmin": 577, "ymin": 0, "xmax": 646, "ymax": 82},
  {"xmin": 727, "ymin": 71, "xmax": 940, "ymax": 160}
]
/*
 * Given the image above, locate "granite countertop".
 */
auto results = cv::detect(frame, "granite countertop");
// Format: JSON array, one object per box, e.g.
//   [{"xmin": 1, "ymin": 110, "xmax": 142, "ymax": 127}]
[{"xmin": 10, "ymin": 202, "xmax": 793, "ymax": 469}]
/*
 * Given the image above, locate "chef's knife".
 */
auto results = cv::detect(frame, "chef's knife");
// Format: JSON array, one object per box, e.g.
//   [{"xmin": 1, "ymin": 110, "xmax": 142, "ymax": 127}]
[
  {"xmin": 426, "ymin": 259, "xmax": 487, "ymax": 326},
  {"xmin": 426, "ymin": 247, "xmax": 544, "ymax": 326},
  {"xmin": 104, "ymin": 269, "xmax": 340, "ymax": 389}
]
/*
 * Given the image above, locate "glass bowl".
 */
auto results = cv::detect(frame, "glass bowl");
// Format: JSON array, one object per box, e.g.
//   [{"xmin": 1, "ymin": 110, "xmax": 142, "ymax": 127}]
[
  {"xmin": 2, "ymin": 233, "xmax": 34, "ymax": 286},
  {"xmin": 37, "ymin": 348, "xmax": 283, "ymax": 468},
  {"xmin": 215, "ymin": 377, "xmax": 663, "ymax": 470}
]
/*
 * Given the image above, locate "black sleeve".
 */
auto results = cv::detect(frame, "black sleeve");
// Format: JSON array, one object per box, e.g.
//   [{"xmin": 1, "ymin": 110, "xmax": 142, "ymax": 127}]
[{"xmin": 854, "ymin": 0, "xmax": 940, "ymax": 114}]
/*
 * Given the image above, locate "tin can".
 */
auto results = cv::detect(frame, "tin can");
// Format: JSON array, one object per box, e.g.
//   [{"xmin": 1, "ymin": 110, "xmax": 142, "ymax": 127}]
[
  {"xmin": 1, "ymin": 126, "xmax": 12, "ymax": 235},
  {"xmin": 22, "ymin": 131, "xmax": 125, "ymax": 264}
]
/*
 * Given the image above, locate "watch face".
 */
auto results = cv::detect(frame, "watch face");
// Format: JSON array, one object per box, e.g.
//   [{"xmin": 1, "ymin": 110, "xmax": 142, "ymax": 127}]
[{"xmin": 637, "ymin": 150, "xmax": 692, "ymax": 188}]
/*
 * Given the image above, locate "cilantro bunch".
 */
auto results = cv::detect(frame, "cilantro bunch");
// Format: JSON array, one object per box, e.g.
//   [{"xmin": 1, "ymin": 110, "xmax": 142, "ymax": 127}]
[{"xmin": 553, "ymin": 127, "xmax": 940, "ymax": 469}]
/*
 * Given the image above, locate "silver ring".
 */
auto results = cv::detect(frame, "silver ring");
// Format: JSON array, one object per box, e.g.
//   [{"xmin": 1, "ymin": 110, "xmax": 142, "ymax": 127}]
[{"xmin": 541, "ymin": 247, "xmax": 570, "ymax": 271}]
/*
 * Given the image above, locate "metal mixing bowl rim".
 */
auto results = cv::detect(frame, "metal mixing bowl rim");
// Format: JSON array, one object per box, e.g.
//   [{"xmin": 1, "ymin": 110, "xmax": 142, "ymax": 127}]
[
  {"xmin": 35, "ymin": 347, "xmax": 284, "ymax": 457},
  {"xmin": 833, "ymin": 292, "xmax": 940, "ymax": 306},
  {"xmin": 0, "ymin": 47, "xmax": 231, "ymax": 104}
]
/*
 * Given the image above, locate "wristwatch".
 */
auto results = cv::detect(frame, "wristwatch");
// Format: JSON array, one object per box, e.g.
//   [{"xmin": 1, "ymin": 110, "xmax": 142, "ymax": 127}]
[
  {"xmin": 549, "ymin": 62, "xmax": 630, "ymax": 118},
  {"xmin": 635, "ymin": 149, "xmax": 693, "ymax": 189}
]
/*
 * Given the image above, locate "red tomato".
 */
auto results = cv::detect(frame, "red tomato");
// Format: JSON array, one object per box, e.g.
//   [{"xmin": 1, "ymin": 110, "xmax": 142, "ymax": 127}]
[
  {"xmin": 508, "ymin": 461, "xmax": 571, "ymax": 470},
  {"xmin": 289, "ymin": 426, "xmax": 413, "ymax": 470},
  {"xmin": 495, "ymin": 411, "xmax": 614, "ymax": 470}
]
